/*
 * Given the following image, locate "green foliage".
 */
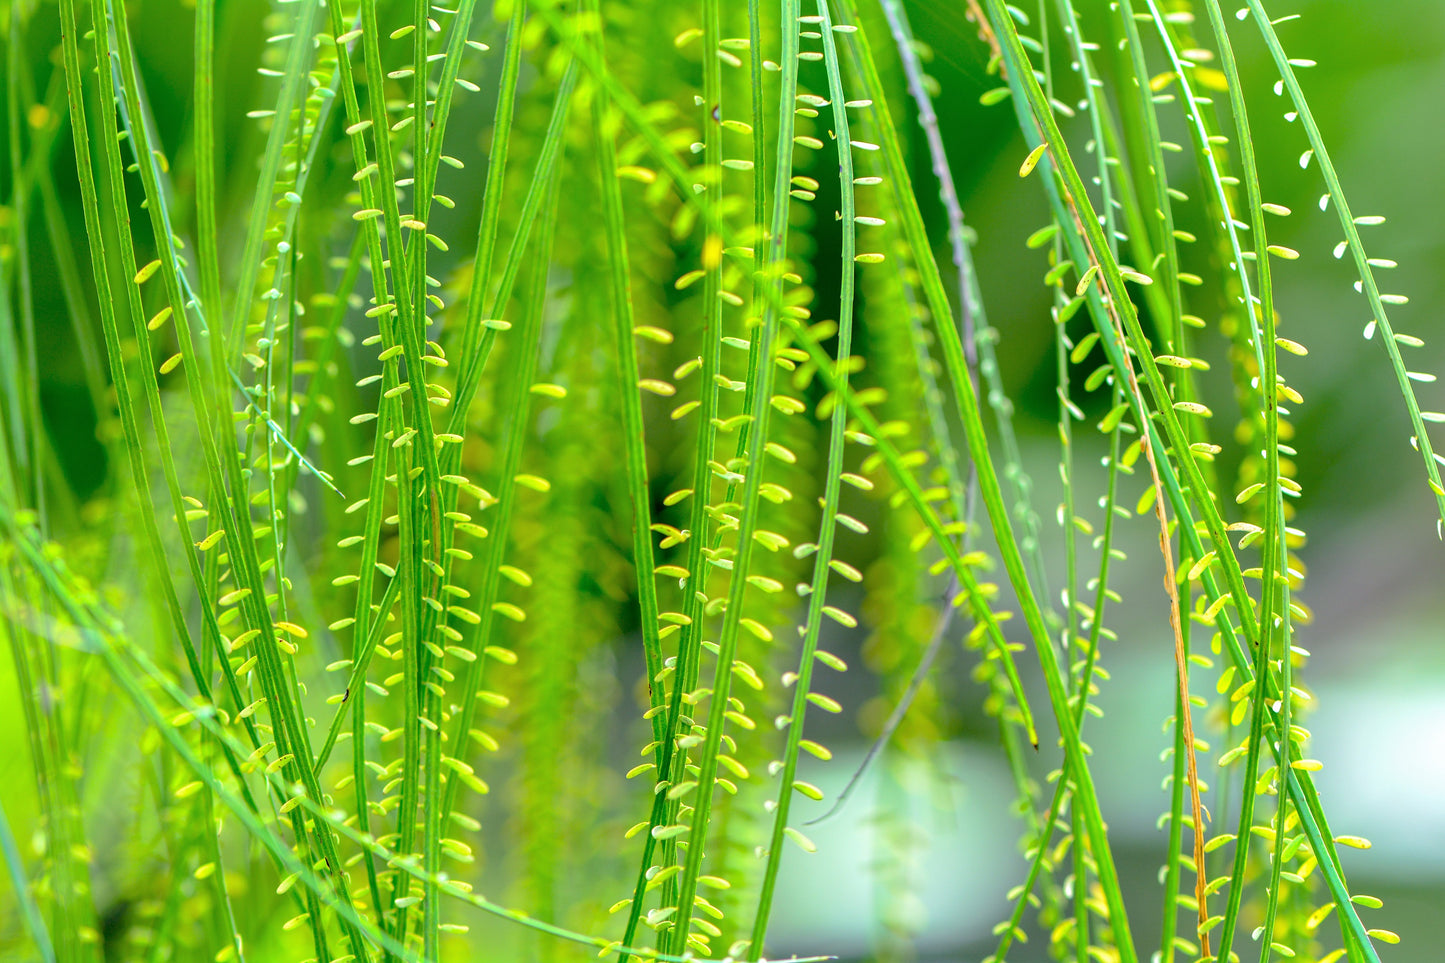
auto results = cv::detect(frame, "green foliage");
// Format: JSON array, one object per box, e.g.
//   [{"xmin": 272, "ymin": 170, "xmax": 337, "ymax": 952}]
[{"xmin": 0, "ymin": 0, "xmax": 1431, "ymax": 961}]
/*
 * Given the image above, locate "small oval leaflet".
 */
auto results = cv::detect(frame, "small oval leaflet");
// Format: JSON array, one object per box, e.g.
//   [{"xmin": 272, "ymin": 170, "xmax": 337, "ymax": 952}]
[
  {"xmin": 783, "ymin": 827, "xmax": 817, "ymax": 853},
  {"xmin": 1044, "ymin": 260, "xmax": 1075, "ymax": 287},
  {"xmin": 792, "ymin": 781, "xmax": 824, "ymax": 801},
  {"xmin": 1098, "ymin": 402, "xmax": 1131, "ymax": 434},
  {"xmin": 1069, "ymin": 332, "xmax": 1098, "ymax": 365},
  {"xmin": 1019, "ymin": 142, "xmax": 1049, "ymax": 178},
  {"xmin": 1026, "ymin": 223, "xmax": 1060, "ymax": 249},
  {"xmin": 133, "ymin": 259, "xmax": 163, "ymax": 284}
]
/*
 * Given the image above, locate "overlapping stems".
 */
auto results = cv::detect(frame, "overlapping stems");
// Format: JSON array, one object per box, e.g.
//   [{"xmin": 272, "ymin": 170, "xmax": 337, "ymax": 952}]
[
  {"xmin": 10, "ymin": 1, "xmax": 1427, "ymax": 961},
  {"xmin": 57, "ymin": 0, "xmax": 370, "ymax": 956},
  {"xmin": 747, "ymin": 0, "xmax": 857, "ymax": 952},
  {"xmin": 2, "ymin": 495, "xmax": 846, "ymax": 963},
  {"xmin": 982, "ymin": 1, "xmax": 1397, "ymax": 959},
  {"xmin": 612, "ymin": 0, "xmax": 733, "ymax": 953},
  {"xmin": 985, "ymin": 3, "xmax": 1142, "ymax": 954},
  {"xmin": 559, "ymin": 0, "xmax": 1126, "ymax": 955},
  {"xmin": 554, "ymin": 2, "xmax": 1040, "ymax": 958}
]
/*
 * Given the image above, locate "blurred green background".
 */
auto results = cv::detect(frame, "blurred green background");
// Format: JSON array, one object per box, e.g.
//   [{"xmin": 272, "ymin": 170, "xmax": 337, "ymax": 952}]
[{"xmin": 2, "ymin": 0, "xmax": 1443, "ymax": 960}]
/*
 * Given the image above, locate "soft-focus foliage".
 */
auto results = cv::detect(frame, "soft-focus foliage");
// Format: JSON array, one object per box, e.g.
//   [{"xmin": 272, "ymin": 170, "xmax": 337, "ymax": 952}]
[{"xmin": 0, "ymin": 0, "xmax": 1436, "ymax": 961}]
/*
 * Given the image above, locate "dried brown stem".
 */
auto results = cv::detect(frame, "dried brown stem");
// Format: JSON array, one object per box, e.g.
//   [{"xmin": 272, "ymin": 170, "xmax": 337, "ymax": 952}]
[
  {"xmin": 966, "ymin": 3, "xmax": 1211, "ymax": 949},
  {"xmin": 964, "ymin": 0, "xmax": 1003, "ymax": 64},
  {"xmin": 1027, "ymin": 114, "xmax": 1212, "ymax": 963}
]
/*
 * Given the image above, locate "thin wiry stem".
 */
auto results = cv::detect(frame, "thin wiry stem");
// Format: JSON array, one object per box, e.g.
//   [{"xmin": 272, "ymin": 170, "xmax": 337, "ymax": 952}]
[{"xmin": 748, "ymin": 0, "xmax": 856, "ymax": 950}]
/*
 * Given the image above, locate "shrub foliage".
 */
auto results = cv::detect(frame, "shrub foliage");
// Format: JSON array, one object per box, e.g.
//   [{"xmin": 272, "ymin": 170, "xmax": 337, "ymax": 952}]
[{"xmin": 0, "ymin": 0, "xmax": 1429, "ymax": 961}]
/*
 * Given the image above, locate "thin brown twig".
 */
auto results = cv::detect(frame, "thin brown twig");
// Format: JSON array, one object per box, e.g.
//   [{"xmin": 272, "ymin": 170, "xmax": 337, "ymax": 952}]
[
  {"xmin": 969, "ymin": 2, "xmax": 1211, "ymax": 949},
  {"xmin": 1029, "ymin": 114, "xmax": 1213, "ymax": 963},
  {"xmin": 1055, "ymin": 173, "xmax": 1213, "ymax": 963},
  {"xmin": 1138, "ymin": 409, "xmax": 1213, "ymax": 963},
  {"xmin": 964, "ymin": 0, "xmax": 1003, "ymax": 64}
]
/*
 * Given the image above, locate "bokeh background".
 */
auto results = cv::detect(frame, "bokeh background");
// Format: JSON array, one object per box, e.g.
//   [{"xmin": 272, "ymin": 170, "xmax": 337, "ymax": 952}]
[{"xmin": 2, "ymin": 0, "xmax": 1443, "ymax": 960}]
